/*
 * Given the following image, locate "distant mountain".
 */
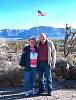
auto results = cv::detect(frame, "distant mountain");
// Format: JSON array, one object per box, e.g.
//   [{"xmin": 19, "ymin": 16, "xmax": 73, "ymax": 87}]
[{"xmin": 0, "ymin": 26, "xmax": 66, "ymax": 40}]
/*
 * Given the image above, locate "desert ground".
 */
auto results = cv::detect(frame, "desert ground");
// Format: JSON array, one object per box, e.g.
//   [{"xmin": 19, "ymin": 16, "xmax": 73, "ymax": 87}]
[{"xmin": 0, "ymin": 80, "xmax": 76, "ymax": 100}]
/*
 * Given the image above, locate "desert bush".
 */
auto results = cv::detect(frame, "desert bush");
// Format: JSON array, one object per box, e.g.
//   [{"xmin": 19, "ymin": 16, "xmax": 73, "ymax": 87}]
[
  {"xmin": 6, "ymin": 66, "xmax": 23, "ymax": 87},
  {"xmin": 54, "ymin": 59, "xmax": 76, "ymax": 80},
  {"xmin": 0, "ymin": 70, "xmax": 6, "ymax": 82},
  {"xmin": 0, "ymin": 60, "xmax": 7, "ymax": 82},
  {"xmin": 66, "ymin": 55, "xmax": 76, "ymax": 66},
  {"xmin": 69, "ymin": 65, "xmax": 76, "ymax": 80},
  {"xmin": 0, "ymin": 52, "xmax": 23, "ymax": 87},
  {"xmin": 0, "ymin": 64, "xmax": 23, "ymax": 87},
  {"xmin": 54, "ymin": 60, "xmax": 70, "ymax": 80}
]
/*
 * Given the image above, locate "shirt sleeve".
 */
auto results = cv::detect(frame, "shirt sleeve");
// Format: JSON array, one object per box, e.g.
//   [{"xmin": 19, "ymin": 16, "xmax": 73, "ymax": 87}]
[{"xmin": 51, "ymin": 41, "xmax": 56, "ymax": 68}]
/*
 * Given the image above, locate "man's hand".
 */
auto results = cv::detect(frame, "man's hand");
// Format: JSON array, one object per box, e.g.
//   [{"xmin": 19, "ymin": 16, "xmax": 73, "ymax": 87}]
[
  {"xmin": 20, "ymin": 66, "xmax": 25, "ymax": 70},
  {"xmin": 51, "ymin": 62, "xmax": 55, "ymax": 69}
]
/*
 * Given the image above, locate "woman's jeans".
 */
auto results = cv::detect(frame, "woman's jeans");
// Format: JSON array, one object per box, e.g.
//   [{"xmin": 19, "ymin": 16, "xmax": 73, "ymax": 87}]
[
  {"xmin": 24, "ymin": 67, "xmax": 36, "ymax": 92},
  {"xmin": 38, "ymin": 61, "xmax": 52, "ymax": 93}
]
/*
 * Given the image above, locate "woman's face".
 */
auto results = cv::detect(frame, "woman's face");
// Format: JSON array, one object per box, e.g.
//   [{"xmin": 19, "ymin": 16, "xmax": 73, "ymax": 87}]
[{"xmin": 29, "ymin": 39, "xmax": 36, "ymax": 48}]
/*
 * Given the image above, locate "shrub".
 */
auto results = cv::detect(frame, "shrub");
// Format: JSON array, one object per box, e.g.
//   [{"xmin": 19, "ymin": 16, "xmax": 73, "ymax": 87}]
[
  {"xmin": 6, "ymin": 66, "xmax": 23, "ymax": 87},
  {"xmin": 0, "ymin": 53, "xmax": 23, "ymax": 87}
]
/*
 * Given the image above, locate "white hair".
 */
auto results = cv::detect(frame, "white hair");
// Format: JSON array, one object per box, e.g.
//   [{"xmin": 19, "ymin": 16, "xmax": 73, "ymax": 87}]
[{"xmin": 39, "ymin": 33, "xmax": 47, "ymax": 39}]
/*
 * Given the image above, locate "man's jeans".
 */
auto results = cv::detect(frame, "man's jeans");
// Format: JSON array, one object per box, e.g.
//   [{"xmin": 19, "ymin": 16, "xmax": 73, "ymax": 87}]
[
  {"xmin": 24, "ymin": 67, "xmax": 36, "ymax": 92},
  {"xmin": 38, "ymin": 61, "xmax": 52, "ymax": 93}
]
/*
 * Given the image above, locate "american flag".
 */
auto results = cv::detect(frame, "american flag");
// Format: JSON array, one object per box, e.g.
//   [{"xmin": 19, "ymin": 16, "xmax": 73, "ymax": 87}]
[{"xmin": 38, "ymin": 10, "xmax": 47, "ymax": 16}]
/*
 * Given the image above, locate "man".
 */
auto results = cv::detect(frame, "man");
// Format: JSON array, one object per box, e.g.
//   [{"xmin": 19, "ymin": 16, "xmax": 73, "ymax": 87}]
[{"xmin": 37, "ymin": 33, "xmax": 56, "ymax": 96}]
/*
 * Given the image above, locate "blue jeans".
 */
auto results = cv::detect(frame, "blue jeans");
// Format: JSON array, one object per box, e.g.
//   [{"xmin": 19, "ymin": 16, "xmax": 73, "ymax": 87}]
[
  {"xmin": 24, "ymin": 67, "xmax": 36, "ymax": 92},
  {"xmin": 38, "ymin": 61, "xmax": 52, "ymax": 93}
]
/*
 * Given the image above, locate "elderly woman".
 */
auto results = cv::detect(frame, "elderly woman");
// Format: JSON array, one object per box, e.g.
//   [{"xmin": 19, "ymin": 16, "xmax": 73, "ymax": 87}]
[{"xmin": 20, "ymin": 37, "xmax": 38, "ymax": 96}]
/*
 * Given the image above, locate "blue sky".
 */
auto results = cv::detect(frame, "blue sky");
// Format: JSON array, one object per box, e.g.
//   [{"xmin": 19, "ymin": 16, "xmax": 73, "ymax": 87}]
[{"xmin": 0, "ymin": 0, "xmax": 76, "ymax": 29}]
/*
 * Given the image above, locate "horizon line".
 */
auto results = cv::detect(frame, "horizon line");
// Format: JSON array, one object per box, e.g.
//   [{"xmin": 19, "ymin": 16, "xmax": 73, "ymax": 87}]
[{"xmin": 0, "ymin": 25, "xmax": 65, "ymax": 30}]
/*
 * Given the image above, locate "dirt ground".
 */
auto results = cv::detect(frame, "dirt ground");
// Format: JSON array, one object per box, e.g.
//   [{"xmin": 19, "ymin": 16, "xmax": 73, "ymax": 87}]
[{"xmin": 0, "ymin": 80, "xmax": 76, "ymax": 100}]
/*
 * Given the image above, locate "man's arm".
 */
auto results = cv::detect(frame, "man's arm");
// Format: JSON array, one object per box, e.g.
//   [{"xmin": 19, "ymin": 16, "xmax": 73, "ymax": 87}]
[{"xmin": 51, "ymin": 41, "xmax": 56, "ymax": 69}]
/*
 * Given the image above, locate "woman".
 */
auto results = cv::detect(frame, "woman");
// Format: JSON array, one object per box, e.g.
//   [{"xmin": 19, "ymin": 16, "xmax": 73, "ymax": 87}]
[{"xmin": 20, "ymin": 37, "xmax": 38, "ymax": 96}]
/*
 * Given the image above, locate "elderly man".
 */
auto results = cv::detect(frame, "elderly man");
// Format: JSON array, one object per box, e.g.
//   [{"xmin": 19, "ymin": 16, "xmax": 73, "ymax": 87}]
[{"xmin": 37, "ymin": 33, "xmax": 56, "ymax": 96}]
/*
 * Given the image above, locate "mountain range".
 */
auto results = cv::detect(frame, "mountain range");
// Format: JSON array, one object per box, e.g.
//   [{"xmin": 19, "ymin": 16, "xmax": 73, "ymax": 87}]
[{"xmin": 0, "ymin": 26, "xmax": 66, "ymax": 40}]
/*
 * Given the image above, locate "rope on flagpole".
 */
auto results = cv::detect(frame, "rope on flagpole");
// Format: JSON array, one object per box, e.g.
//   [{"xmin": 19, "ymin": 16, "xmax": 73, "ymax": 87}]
[{"xmin": 37, "ymin": 10, "xmax": 39, "ymax": 38}]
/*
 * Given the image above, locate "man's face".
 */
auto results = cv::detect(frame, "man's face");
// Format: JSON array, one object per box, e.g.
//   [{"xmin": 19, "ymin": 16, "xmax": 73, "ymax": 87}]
[
  {"xmin": 39, "ymin": 34, "xmax": 46, "ymax": 44},
  {"xmin": 29, "ymin": 40, "xmax": 36, "ymax": 47}
]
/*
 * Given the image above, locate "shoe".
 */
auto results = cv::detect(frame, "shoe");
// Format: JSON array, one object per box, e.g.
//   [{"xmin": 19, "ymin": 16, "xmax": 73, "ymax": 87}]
[
  {"xmin": 29, "ymin": 89, "xmax": 37, "ymax": 95},
  {"xmin": 29, "ymin": 90, "xmax": 33, "ymax": 94},
  {"xmin": 36, "ymin": 91, "xmax": 42, "ymax": 95},
  {"xmin": 47, "ymin": 92, "xmax": 51, "ymax": 96},
  {"xmin": 32, "ymin": 91, "xmax": 37, "ymax": 95},
  {"xmin": 24, "ymin": 91, "xmax": 29, "ymax": 96},
  {"xmin": 37, "ymin": 91, "xmax": 46, "ymax": 95}
]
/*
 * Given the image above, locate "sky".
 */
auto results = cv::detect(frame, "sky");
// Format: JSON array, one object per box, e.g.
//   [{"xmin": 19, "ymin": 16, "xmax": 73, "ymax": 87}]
[{"xmin": 0, "ymin": 0, "xmax": 76, "ymax": 29}]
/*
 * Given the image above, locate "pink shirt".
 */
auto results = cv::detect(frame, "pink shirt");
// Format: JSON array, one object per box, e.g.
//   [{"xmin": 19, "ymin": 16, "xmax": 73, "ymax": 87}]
[{"xmin": 30, "ymin": 48, "xmax": 38, "ymax": 67}]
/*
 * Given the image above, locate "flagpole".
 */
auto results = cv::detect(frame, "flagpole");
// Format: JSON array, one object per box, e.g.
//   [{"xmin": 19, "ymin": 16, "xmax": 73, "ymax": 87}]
[
  {"xmin": 37, "ymin": 10, "xmax": 38, "ymax": 38},
  {"xmin": 37, "ymin": 10, "xmax": 46, "ymax": 38}
]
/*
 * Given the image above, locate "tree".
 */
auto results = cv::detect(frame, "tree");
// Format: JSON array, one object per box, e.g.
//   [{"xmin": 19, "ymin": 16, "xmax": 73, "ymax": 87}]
[{"xmin": 64, "ymin": 24, "xmax": 76, "ymax": 57}]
